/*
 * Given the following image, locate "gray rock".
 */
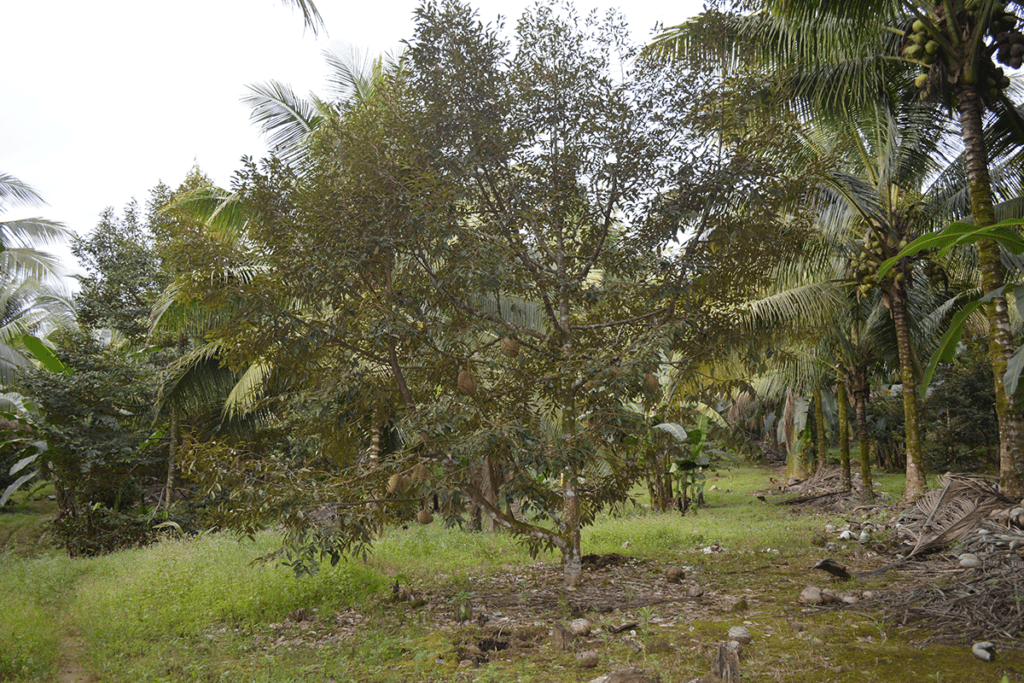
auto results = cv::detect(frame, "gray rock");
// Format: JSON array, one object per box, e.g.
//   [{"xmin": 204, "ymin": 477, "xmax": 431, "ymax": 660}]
[
  {"xmin": 687, "ymin": 585, "xmax": 704, "ymax": 597},
  {"xmin": 959, "ymin": 553, "xmax": 983, "ymax": 568},
  {"xmin": 972, "ymin": 641, "xmax": 996, "ymax": 661},
  {"xmin": 578, "ymin": 650, "xmax": 600, "ymax": 668},
  {"xmin": 799, "ymin": 586, "xmax": 823, "ymax": 604},
  {"xmin": 663, "ymin": 566, "xmax": 686, "ymax": 583},
  {"xmin": 570, "ymin": 618, "xmax": 593, "ymax": 637},
  {"xmin": 727, "ymin": 626, "xmax": 752, "ymax": 644}
]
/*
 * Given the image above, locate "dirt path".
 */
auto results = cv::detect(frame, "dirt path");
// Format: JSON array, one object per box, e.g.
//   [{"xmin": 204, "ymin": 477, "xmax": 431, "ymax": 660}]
[{"xmin": 57, "ymin": 634, "xmax": 94, "ymax": 683}]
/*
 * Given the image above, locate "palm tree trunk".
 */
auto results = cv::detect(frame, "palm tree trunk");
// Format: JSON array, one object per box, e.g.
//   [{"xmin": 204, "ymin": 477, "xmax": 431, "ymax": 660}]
[
  {"xmin": 813, "ymin": 381, "xmax": 827, "ymax": 472},
  {"xmin": 163, "ymin": 406, "xmax": 179, "ymax": 510},
  {"xmin": 837, "ymin": 369, "xmax": 851, "ymax": 491},
  {"xmin": 956, "ymin": 84, "xmax": 1024, "ymax": 499},
  {"xmin": 851, "ymin": 365, "xmax": 874, "ymax": 503},
  {"xmin": 888, "ymin": 289, "xmax": 927, "ymax": 501}
]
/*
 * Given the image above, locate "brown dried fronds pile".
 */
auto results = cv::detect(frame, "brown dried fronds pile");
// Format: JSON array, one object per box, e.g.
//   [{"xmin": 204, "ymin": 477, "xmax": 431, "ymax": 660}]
[
  {"xmin": 880, "ymin": 555, "xmax": 1024, "ymax": 647},
  {"xmin": 891, "ymin": 473, "xmax": 1020, "ymax": 559},
  {"xmin": 779, "ymin": 467, "xmax": 890, "ymax": 512}
]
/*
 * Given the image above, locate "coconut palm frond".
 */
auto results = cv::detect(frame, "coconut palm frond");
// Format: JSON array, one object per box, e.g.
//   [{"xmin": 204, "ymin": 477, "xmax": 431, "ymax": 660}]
[
  {"xmin": 224, "ymin": 362, "xmax": 273, "ymax": 419},
  {"xmin": 243, "ymin": 80, "xmax": 327, "ymax": 166}
]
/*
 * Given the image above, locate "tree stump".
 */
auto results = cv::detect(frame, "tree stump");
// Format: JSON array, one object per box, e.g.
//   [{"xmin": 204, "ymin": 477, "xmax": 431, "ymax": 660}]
[
  {"xmin": 552, "ymin": 621, "xmax": 574, "ymax": 651},
  {"xmin": 700, "ymin": 641, "xmax": 741, "ymax": 683}
]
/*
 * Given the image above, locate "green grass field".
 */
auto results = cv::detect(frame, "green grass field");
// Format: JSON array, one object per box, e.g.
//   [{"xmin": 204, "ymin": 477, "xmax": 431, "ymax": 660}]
[{"xmin": 0, "ymin": 464, "xmax": 1020, "ymax": 683}]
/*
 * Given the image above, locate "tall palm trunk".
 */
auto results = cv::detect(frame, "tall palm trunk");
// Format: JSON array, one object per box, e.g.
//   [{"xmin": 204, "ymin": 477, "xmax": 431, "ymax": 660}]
[
  {"xmin": 850, "ymin": 364, "xmax": 874, "ymax": 503},
  {"xmin": 888, "ymin": 288, "xmax": 927, "ymax": 500},
  {"xmin": 837, "ymin": 369, "xmax": 851, "ymax": 491},
  {"xmin": 956, "ymin": 84, "xmax": 1024, "ymax": 499},
  {"xmin": 813, "ymin": 381, "xmax": 828, "ymax": 472}
]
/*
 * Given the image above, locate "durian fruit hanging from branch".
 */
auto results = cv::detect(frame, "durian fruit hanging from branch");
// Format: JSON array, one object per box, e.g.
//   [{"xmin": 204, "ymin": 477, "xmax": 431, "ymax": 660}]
[
  {"xmin": 499, "ymin": 335, "xmax": 520, "ymax": 359},
  {"xmin": 457, "ymin": 363, "xmax": 478, "ymax": 396},
  {"xmin": 416, "ymin": 506, "xmax": 434, "ymax": 525},
  {"xmin": 387, "ymin": 472, "xmax": 410, "ymax": 495}
]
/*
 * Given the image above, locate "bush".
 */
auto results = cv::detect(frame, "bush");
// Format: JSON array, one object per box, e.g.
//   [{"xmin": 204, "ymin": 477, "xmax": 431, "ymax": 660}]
[
  {"xmin": 922, "ymin": 338, "xmax": 998, "ymax": 472},
  {"xmin": 22, "ymin": 331, "xmax": 170, "ymax": 555}
]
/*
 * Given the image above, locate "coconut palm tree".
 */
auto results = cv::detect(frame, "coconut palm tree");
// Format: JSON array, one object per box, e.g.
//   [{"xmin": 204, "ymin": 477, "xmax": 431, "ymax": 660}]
[
  {"xmin": 0, "ymin": 173, "xmax": 73, "ymax": 286},
  {"xmin": 646, "ymin": 0, "xmax": 1024, "ymax": 497}
]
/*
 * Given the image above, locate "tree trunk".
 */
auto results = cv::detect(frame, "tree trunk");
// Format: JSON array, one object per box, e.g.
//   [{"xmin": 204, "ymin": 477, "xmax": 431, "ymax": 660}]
[
  {"xmin": 956, "ymin": 83, "xmax": 1024, "ymax": 499},
  {"xmin": 163, "ymin": 406, "xmax": 179, "ymax": 510},
  {"xmin": 813, "ymin": 381, "xmax": 827, "ymax": 472},
  {"xmin": 888, "ymin": 289, "xmax": 927, "ymax": 501},
  {"xmin": 851, "ymin": 365, "xmax": 874, "ymax": 503},
  {"xmin": 563, "ymin": 470, "xmax": 582, "ymax": 587},
  {"xmin": 837, "ymin": 370, "xmax": 851, "ymax": 491}
]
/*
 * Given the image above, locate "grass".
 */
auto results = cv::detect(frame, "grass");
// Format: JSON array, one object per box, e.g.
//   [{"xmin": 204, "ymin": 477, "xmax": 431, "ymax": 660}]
[{"xmin": 1, "ymin": 463, "xmax": 1022, "ymax": 682}]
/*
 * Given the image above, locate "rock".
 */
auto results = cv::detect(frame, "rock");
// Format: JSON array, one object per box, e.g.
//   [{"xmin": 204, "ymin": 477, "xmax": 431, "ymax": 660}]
[
  {"xmin": 570, "ymin": 618, "xmax": 593, "ymax": 637},
  {"xmin": 959, "ymin": 553, "xmax": 983, "ymax": 568},
  {"xmin": 621, "ymin": 541, "xmax": 632, "ymax": 549},
  {"xmin": 799, "ymin": 587, "xmax": 823, "ymax": 604},
  {"xmin": 724, "ymin": 639, "xmax": 743, "ymax": 655},
  {"xmin": 842, "ymin": 595, "xmax": 859, "ymax": 605},
  {"xmin": 727, "ymin": 626, "xmax": 752, "ymax": 644},
  {"xmin": 838, "ymin": 530, "xmax": 856, "ymax": 541},
  {"xmin": 587, "ymin": 667, "xmax": 659, "ymax": 683},
  {"xmin": 553, "ymin": 621, "xmax": 574, "ymax": 651},
  {"xmin": 858, "ymin": 530, "xmax": 871, "ymax": 543},
  {"xmin": 459, "ymin": 659, "xmax": 474, "ymax": 668},
  {"xmin": 825, "ymin": 524, "xmax": 837, "ymax": 533},
  {"xmin": 820, "ymin": 589, "xmax": 838, "ymax": 604},
  {"xmin": 578, "ymin": 650, "xmax": 600, "ymax": 668},
  {"xmin": 663, "ymin": 566, "xmax": 686, "ymax": 583},
  {"xmin": 972, "ymin": 641, "xmax": 996, "ymax": 661},
  {"xmin": 687, "ymin": 585, "xmax": 705, "ymax": 598},
  {"xmin": 862, "ymin": 590, "xmax": 877, "ymax": 600}
]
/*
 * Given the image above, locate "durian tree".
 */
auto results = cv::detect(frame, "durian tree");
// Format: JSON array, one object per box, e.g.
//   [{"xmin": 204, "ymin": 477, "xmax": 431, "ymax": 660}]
[
  {"xmin": 647, "ymin": 0, "xmax": 1024, "ymax": 498},
  {"xmin": 173, "ymin": 0, "xmax": 812, "ymax": 585}
]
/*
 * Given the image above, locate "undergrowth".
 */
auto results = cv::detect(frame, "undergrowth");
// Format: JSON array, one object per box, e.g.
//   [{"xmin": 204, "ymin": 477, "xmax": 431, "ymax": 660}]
[{"xmin": 2, "ymin": 463, "xmax": 1022, "ymax": 682}]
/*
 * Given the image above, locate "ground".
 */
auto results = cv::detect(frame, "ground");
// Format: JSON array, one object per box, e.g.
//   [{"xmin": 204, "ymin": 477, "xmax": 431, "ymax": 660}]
[{"xmin": 1, "ymin": 465, "xmax": 1022, "ymax": 683}]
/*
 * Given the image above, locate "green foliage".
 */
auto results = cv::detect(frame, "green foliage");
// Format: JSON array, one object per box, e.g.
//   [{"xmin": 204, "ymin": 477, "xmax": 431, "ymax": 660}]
[
  {"xmin": 922, "ymin": 337, "xmax": 998, "ymax": 472},
  {"xmin": 160, "ymin": 0, "xmax": 813, "ymax": 580},
  {"xmin": 21, "ymin": 331, "xmax": 176, "ymax": 555},
  {"xmin": 72, "ymin": 198, "xmax": 168, "ymax": 343}
]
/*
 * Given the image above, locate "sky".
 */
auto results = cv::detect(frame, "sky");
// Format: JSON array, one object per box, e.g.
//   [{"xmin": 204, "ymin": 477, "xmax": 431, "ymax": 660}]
[{"xmin": 2, "ymin": 0, "xmax": 704, "ymax": 278}]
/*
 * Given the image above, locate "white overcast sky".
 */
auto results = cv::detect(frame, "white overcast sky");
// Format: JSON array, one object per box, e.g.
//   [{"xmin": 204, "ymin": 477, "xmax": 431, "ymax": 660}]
[{"xmin": 2, "ymin": 0, "xmax": 703, "ymax": 277}]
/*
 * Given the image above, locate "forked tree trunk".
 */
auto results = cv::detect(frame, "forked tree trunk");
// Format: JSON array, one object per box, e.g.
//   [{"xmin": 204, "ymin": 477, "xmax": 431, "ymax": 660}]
[
  {"xmin": 888, "ymin": 289, "xmax": 927, "ymax": 501},
  {"xmin": 956, "ymin": 84, "xmax": 1024, "ymax": 499}
]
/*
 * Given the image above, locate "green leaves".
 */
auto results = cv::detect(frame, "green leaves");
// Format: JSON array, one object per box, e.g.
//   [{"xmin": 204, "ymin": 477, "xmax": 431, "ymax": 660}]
[
  {"xmin": 877, "ymin": 219, "xmax": 1024, "ymax": 396},
  {"xmin": 877, "ymin": 218, "xmax": 1024, "ymax": 280},
  {"xmin": 21, "ymin": 335, "xmax": 70, "ymax": 375}
]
